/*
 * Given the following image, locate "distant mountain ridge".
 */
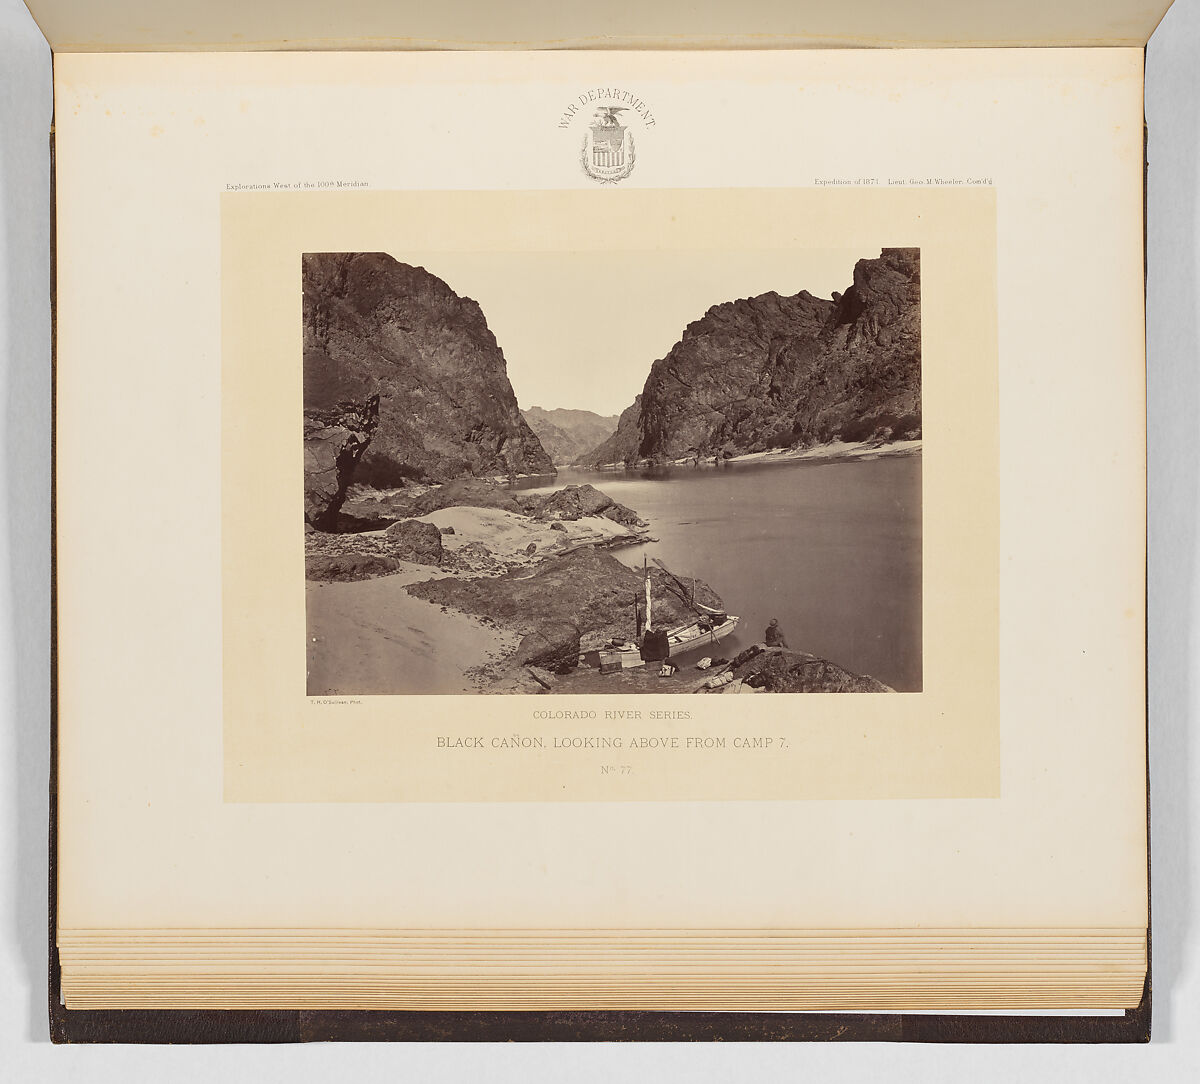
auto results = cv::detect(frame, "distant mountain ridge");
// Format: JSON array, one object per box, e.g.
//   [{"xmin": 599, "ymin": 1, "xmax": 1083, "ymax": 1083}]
[
  {"xmin": 303, "ymin": 252, "xmax": 554, "ymax": 488},
  {"xmin": 521, "ymin": 406, "xmax": 620, "ymax": 466},
  {"xmin": 580, "ymin": 248, "xmax": 921, "ymax": 466}
]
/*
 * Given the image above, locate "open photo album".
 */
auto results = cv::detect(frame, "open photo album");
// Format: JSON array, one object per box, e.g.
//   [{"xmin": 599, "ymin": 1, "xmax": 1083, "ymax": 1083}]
[{"xmin": 34, "ymin": 0, "xmax": 1163, "ymax": 1043}]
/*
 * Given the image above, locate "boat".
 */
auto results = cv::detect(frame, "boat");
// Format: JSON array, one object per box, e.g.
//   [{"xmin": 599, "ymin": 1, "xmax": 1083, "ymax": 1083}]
[{"xmin": 582, "ymin": 556, "xmax": 739, "ymax": 671}]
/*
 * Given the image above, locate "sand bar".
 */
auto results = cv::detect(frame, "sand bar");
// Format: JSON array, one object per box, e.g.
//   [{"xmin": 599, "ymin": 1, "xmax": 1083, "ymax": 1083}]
[{"xmin": 306, "ymin": 565, "xmax": 518, "ymax": 695}]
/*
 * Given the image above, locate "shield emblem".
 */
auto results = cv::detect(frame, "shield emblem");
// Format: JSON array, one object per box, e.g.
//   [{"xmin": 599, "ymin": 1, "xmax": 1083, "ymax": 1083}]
[
  {"xmin": 591, "ymin": 123, "xmax": 625, "ymax": 168},
  {"xmin": 581, "ymin": 107, "xmax": 636, "ymax": 184}
]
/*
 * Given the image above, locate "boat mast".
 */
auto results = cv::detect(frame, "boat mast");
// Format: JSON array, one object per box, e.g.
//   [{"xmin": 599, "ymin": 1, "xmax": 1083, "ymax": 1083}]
[{"xmin": 644, "ymin": 554, "xmax": 652, "ymax": 630}]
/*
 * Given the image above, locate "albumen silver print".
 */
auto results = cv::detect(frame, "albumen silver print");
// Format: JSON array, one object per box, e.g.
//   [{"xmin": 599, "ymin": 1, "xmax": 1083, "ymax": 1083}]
[{"xmin": 303, "ymin": 246, "xmax": 922, "ymax": 695}]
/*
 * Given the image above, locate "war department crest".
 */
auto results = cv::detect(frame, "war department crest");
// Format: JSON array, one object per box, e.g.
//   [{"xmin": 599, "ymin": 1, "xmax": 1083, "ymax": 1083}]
[
  {"xmin": 581, "ymin": 106, "xmax": 636, "ymax": 184},
  {"xmin": 558, "ymin": 89, "xmax": 654, "ymax": 184}
]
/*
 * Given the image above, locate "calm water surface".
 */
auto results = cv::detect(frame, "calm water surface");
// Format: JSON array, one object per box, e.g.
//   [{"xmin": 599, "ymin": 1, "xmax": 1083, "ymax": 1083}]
[{"xmin": 514, "ymin": 455, "xmax": 922, "ymax": 691}]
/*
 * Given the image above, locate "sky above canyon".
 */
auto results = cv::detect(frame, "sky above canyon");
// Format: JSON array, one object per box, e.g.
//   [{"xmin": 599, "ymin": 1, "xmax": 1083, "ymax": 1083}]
[{"xmin": 396, "ymin": 247, "xmax": 868, "ymax": 417}]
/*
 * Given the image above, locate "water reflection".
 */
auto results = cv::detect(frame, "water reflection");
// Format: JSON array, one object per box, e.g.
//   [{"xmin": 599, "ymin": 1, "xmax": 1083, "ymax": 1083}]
[{"xmin": 512, "ymin": 455, "xmax": 922, "ymax": 691}]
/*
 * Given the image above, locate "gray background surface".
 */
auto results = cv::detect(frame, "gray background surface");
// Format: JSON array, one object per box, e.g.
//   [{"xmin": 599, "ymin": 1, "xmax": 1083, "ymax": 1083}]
[{"xmin": 2, "ymin": 0, "xmax": 1196, "ymax": 1076}]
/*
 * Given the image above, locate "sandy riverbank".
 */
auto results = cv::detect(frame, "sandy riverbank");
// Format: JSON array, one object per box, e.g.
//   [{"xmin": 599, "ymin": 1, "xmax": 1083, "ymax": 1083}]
[
  {"xmin": 306, "ymin": 564, "xmax": 519, "ymax": 695},
  {"xmin": 723, "ymin": 438, "xmax": 921, "ymax": 465},
  {"xmin": 423, "ymin": 505, "xmax": 638, "ymax": 560},
  {"xmin": 305, "ymin": 505, "xmax": 649, "ymax": 694},
  {"xmin": 589, "ymin": 439, "xmax": 921, "ymax": 472}
]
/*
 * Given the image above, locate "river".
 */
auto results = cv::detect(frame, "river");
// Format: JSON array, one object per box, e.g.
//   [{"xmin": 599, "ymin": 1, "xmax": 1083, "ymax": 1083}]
[{"xmin": 514, "ymin": 452, "xmax": 922, "ymax": 692}]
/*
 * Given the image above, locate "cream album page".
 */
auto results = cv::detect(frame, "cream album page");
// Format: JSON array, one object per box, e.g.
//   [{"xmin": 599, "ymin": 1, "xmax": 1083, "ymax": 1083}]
[{"xmin": 55, "ymin": 49, "xmax": 1145, "ymax": 936}]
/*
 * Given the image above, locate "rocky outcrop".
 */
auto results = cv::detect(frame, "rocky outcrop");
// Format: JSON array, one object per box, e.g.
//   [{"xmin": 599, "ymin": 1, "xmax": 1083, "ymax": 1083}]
[
  {"xmin": 527, "ymin": 483, "xmax": 613, "ymax": 521},
  {"xmin": 304, "ymin": 252, "xmax": 554, "ymax": 487},
  {"xmin": 579, "ymin": 249, "xmax": 921, "ymax": 465},
  {"xmin": 727, "ymin": 644, "xmax": 893, "ymax": 693},
  {"xmin": 304, "ymin": 518, "xmax": 448, "ymax": 575},
  {"xmin": 341, "ymin": 477, "xmax": 524, "ymax": 522},
  {"xmin": 305, "ymin": 553, "xmax": 401, "ymax": 582},
  {"xmin": 383, "ymin": 519, "xmax": 444, "ymax": 565},
  {"xmin": 515, "ymin": 622, "xmax": 582, "ymax": 674},
  {"xmin": 539, "ymin": 641, "xmax": 890, "ymax": 695},
  {"xmin": 521, "ymin": 406, "xmax": 620, "ymax": 466},
  {"xmin": 523, "ymin": 484, "xmax": 644, "ymax": 528},
  {"xmin": 303, "ymin": 395, "xmax": 380, "ymax": 529},
  {"xmin": 449, "ymin": 540, "xmax": 503, "ymax": 574},
  {"xmin": 407, "ymin": 548, "xmax": 723, "ymax": 648}
]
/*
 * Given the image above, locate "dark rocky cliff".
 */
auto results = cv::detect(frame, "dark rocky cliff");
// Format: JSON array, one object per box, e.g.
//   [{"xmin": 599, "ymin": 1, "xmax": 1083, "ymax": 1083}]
[
  {"xmin": 583, "ymin": 395, "xmax": 643, "ymax": 468},
  {"xmin": 303, "ymin": 252, "xmax": 554, "ymax": 487},
  {"xmin": 580, "ymin": 248, "xmax": 921, "ymax": 464}
]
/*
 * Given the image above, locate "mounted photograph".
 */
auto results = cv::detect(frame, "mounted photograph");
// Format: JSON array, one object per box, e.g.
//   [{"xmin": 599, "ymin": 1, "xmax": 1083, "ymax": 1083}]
[{"xmin": 303, "ymin": 246, "xmax": 923, "ymax": 696}]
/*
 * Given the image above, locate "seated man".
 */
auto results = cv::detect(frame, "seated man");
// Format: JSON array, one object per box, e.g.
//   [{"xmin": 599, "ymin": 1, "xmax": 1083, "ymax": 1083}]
[{"xmin": 764, "ymin": 618, "xmax": 789, "ymax": 649}]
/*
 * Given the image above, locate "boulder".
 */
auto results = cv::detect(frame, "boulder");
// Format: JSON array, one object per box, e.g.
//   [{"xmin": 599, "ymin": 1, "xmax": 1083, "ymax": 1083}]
[
  {"xmin": 533, "ymin": 483, "xmax": 611, "ymax": 520},
  {"xmin": 305, "ymin": 553, "xmax": 400, "ymax": 582},
  {"xmin": 515, "ymin": 621, "xmax": 582, "ymax": 674},
  {"xmin": 600, "ymin": 503, "xmax": 645, "ymax": 529},
  {"xmin": 521, "ymin": 484, "xmax": 645, "ymax": 528},
  {"xmin": 383, "ymin": 519, "xmax": 443, "ymax": 565}
]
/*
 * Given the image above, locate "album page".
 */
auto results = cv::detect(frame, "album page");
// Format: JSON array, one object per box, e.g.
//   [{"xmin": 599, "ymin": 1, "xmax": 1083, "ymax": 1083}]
[{"xmin": 54, "ymin": 48, "xmax": 1146, "ymax": 939}]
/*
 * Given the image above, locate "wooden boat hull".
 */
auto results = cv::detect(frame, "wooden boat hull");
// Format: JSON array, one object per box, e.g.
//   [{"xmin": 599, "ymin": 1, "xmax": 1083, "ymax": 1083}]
[
  {"xmin": 661, "ymin": 615, "xmax": 739, "ymax": 659},
  {"xmin": 587, "ymin": 615, "xmax": 740, "ymax": 671}
]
